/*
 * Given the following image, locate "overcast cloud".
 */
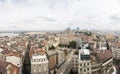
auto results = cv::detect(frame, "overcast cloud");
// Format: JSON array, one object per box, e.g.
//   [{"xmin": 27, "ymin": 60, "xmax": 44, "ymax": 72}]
[{"xmin": 0, "ymin": 0, "xmax": 120, "ymax": 31}]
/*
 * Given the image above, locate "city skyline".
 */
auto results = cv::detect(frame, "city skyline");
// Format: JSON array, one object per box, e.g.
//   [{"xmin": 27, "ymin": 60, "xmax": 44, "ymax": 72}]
[{"xmin": 0, "ymin": 0, "xmax": 120, "ymax": 31}]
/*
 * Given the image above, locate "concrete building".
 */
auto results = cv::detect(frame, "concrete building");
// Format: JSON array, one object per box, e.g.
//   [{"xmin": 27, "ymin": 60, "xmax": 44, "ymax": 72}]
[
  {"xmin": 71, "ymin": 48, "xmax": 113, "ymax": 74},
  {"xmin": 46, "ymin": 50, "xmax": 57, "ymax": 74},
  {"xmin": 56, "ymin": 50, "xmax": 65, "ymax": 67},
  {"xmin": 30, "ymin": 48, "xmax": 49, "ymax": 74},
  {"xmin": 59, "ymin": 29, "xmax": 75, "ymax": 45},
  {"xmin": 91, "ymin": 49, "xmax": 113, "ymax": 74},
  {"xmin": 0, "ymin": 60, "xmax": 19, "ymax": 74},
  {"xmin": 112, "ymin": 48, "xmax": 120, "ymax": 60},
  {"xmin": 99, "ymin": 41, "xmax": 107, "ymax": 50},
  {"xmin": 78, "ymin": 49, "xmax": 91, "ymax": 74},
  {"xmin": 5, "ymin": 55, "xmax": 21, "ymax": 67},
  {"xmin": 0, "ymin": 53, "xmax": 5, "ymax": 61},
  {"xmin": 71, "ymin": 49, "xmax": 91, "ymax": 74},
  {"xmin": 60, "ymin": 36, "xmax": 69, "ymax": 45},
  {"xmin": 71, "ymin": 55, "xmax": 78, "ymax": 73},
  {"xmin": 47, "ymin": 36, "xmax": 60, "ymax": 48},
  {"xmin": 76, "ymin": 38, "xmax": 82, "ymax": 49}
]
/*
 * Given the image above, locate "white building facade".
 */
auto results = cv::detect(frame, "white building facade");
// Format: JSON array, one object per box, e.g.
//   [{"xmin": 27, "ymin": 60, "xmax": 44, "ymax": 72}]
[
  {"xmin": 71, "ymin": 49, "xmax": 91, "ymax": 74},
  {"xmin": 31, "ymin": 54, "xmax": 49, "ymax": 74}
]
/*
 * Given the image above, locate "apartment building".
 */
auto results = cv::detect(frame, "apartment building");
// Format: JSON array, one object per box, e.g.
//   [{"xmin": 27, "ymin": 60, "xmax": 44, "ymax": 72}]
[
  {"xmin": 71, "ymin": 48, "xmax": 113, "ymax": 74},
  {"xmin": 112, "ymin": 48, "xmax": 120, "ymax": 60},
  {"xmin": 78, "ymin": 49, "xmax": 91, "ymax": 74},
  {"xmin": 30, "ymin": 48, "xmax": 49, "ymax": 74},
  {"xmin": 56, "ymin": 50, "xmax": 65, "ymax": 67},
  {"xmin": 46, "ymin": 50, "xmax": 57, "ymax": 74},
  {"xmin": 0, "ymin": 60, "xmax": 19, "ymax": 74}
]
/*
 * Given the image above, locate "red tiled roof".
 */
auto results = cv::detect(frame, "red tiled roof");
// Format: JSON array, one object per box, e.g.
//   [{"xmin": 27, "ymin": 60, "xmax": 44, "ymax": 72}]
[
  {"xmin": 29, "ymin": 49, "xmax": 34, "ymax": 58},
  {"xmin": 29, "ymin": 48, "xmax": 46, "ymax": 58},
  {"xmin": 36, "ymin": 48, "xmax": 46, "ymax": 55},
  {"xmin": 0, "ymin": 60, "xmax": 9, "ymax": 74},
  {"xmin": 0, "ymin": 60, "xmax": 19, "ymax": 74},
  {"xmin": 7, "ymin": 52, "xmax": 21, "ymax": 57},
  {"xmin": 95, "ymin": 49, "xmax": 112, "ymax": 63},
  {"xmin": 1, "ymin": 49, "xmax": 12, "ymax": 54},
  {"xmin": 9, "ymin": 63, "xmax": 19, "ymax": 74}
]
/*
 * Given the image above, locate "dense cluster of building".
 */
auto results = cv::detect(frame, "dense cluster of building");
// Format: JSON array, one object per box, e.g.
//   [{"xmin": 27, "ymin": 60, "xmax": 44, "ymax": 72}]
[{"xmin": 0, "ymin": 28, "xmax": 119, "ymax": 74}]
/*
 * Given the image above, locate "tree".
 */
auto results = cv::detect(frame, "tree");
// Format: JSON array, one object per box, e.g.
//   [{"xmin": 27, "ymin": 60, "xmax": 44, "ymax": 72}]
[
  {"xmin": 49, "ymin": 46, "xmax": 55, "ymax": 50},
  {"xmin": 58, "ymin": 44, "xmax": 69, "ymax": 47},
  {"xmin": 74, "ymin": 50, "xmax": 78, "ymax": 55},
  {"xmin": 84, "ymin": 31, "xmax": 92, "ymax": 36},
  {"xmin": 69, "ymin": 41, "xmax": 76, "ymax": 48},
  {"xmin": 58, "ymin": 44, "xmax": 62, "ymax": 47}
]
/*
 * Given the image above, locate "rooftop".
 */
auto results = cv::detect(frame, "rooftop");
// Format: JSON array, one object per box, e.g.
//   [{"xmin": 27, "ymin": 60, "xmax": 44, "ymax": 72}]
[
  {"xmin": 79, "ymin": 49, "xmax": 90, "ymax": 55},
  {"xmin": 94, "ymin": 49, "xmax": 112, "ymax": 63}
]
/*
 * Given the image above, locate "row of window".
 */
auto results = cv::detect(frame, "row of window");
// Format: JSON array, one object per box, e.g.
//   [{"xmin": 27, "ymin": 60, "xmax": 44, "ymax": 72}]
[
  {"xmin": 32, "ymin": 58, "xmax": 47, "ymax": 62},
  {"xmin": 80, "ymin": 63, "xmax": 90, "ymax": 66},
  {"xmin": 33, "ymin": 69, "xmax": 48, "ymax": 72},
  {"xmin": 80, "ymin": 73, "xmax": 89, "ymax": 74},
  {"xmin": 33, "ymin": 63, "xmax": 48, "ymax": 67},
  {"xmin": 73, "ymin": 64, "xmax": 78, "ymax": 66},
  {"xmin": 32, "ymin": 69, "xmax": 49, "ymax": 73},
  {"xmin": 72, "ymin": 63, "xmax": 90, "ymax": 67},
  {"xmin": 80, "ymin": 68, "xmax": 90, "ymax": 71},
  {"xmin": 72, "ymin": 67, "xmax": 78, "ymax": 70},
  {"xmin": 72, "ymin": 60, "xmax": 78, "ymax": 62}
]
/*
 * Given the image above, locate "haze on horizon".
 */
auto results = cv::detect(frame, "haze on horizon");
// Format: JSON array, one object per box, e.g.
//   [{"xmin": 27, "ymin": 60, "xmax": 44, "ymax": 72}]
[{"xmin": 0, "ymin": 0, "xmax": 120, "ymax": 31}]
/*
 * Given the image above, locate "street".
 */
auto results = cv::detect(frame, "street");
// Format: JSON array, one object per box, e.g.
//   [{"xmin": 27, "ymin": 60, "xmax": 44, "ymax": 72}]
[{"xmin": 56, "ymin": 50, "xmax": 75, "ymax": 74}]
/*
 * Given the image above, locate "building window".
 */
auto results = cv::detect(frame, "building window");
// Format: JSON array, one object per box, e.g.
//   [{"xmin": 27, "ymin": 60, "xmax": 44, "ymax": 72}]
[
  {"xmin": 84, "ymin": 69, "xmax": 86, "ymax": 72},
  {"xmin": 80, "ymin": 68, "xmax": 82, "ymax": 71},
  {"xmin": 87, "ymin": 68, "xmax": 89, "ymax": 71},
  {"xmin": 84, "ymin": 63, "xmax": 86, "ymax": 66},
  {"xmin": 87, "ymin": 63, "xmax": 89, "ymax": 66},
  {"xmin": 32, "ymin": 59, "xmax": 33, "ymax": 62},
  {"xmin": 80, "ymin": 64, "xmax": 82, "ymax": 66},
  {"xmin": 87, "ymin": 73, "xmax": 89, "ymax": 74},
  {"xmin": 39, "ymin": 64, "xmax": 41, "ymax": 66},
  {"xmin": 72, "ymin": 67, "xmax": 74, "ymax": 69}
]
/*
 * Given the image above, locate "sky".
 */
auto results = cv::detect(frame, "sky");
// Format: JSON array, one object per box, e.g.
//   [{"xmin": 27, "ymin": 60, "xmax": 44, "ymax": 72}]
[{"xmin": 0, "ymin": 0, "xmax": 120, "ymax": 31}]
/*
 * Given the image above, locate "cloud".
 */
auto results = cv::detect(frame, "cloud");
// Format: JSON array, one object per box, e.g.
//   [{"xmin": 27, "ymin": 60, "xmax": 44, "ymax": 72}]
[{"xmin": 0, "ymin": 0, "xmax": 120, "ymax": 31}]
